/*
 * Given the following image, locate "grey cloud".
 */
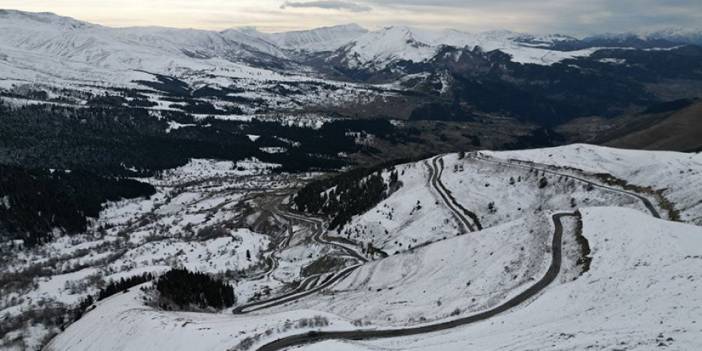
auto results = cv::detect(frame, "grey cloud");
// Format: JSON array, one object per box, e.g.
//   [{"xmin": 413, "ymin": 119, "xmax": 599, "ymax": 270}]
[
  {"xmin": 357, "ymin": 0, "xmax": 702, "ymax": 34},
  {"xmin": 280, "ymin": 1, "xmax": 372, "ymax": 12}
]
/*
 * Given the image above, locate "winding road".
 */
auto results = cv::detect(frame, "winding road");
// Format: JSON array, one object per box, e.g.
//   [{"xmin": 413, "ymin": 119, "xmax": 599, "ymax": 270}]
[
  {"xmin": 233, "ymin": 155, "xmax": 486, "ymax": 316},
  {"xmin": 250, "ymin": 153, "xmax": 665, "ymax": 351},
  {"xmin": 474, "ymin": 154, "xmax": 661, "ymax": 219},
  {"xmin": 428, "ymin": 156, "xmax": 483, "ymax": 232},
  {"xmin": 255, "ymin": 212, "xmax": 578, "ymax": 351},
  {"xmin": 232, "ymin": 204, "xmax": 368, "ymax": 315}
]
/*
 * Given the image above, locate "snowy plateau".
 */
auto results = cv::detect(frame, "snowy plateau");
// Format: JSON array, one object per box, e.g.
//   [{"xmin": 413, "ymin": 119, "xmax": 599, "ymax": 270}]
[{"xmin": 0, "ymin": 8, "xmax": 702, "ymax": 351}]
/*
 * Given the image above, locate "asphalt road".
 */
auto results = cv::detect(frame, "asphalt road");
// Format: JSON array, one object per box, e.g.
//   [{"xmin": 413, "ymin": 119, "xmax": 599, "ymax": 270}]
[
  {"xmin": 255, "ymin": 212, "xmax": 578, "ymax": 351},
  {"xmin": 282, "ymin": 210, "xmax": 368, "ymax": 263},
  {"xmin": 251, "ymin": 153, "xmax": 664, "ymax": 350},
  {"xmin": 234, "ymin": 156, "xmax": 492, "ymax": 316},
  {"xmin": 233, "ymin": 264, "xmax": 361, "ymax": 314},
  {"xmin": 429, "ymin": 156, "xmax": 483, "ymax": 232},
  {"xmin": 233, "ymin": 206, "xmax": 367, "ymax": 315}
]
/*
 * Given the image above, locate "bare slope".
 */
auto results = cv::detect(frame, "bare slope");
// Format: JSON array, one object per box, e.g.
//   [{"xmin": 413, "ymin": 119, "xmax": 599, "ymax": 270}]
[{"xmin": 604, "ymin": 101, "xmax": 702, "ymax": 152}]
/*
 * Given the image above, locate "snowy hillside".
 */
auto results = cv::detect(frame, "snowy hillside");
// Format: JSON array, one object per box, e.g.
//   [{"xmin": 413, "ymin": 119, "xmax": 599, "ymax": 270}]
[
  {"xmin": 260, "ymin": 213, "xmax": 576, "ymax": 326},
  {"xmin": 331, "ymin": 150, "xmax": 659, "ymax": 255},
  {"xmin": 645, "ymin": 27, "xmax": 702, "ymax": 45},
  {"xmin": 484, "ymin": 144, "xmax": 702, "ymax": 224},
  {"xmin": 0, "ymin": 9, "xmax": 289, "ymax": 84},
  {"xmin": 44, "ymin": 286, "xmax": 356, "ymax": 351},
  {"xmin": 334, "ymin": 207, "xmax": 702, "ymax": 351}
]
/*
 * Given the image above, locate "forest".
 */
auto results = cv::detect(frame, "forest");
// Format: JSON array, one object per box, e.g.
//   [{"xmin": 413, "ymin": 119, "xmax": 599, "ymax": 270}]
[
  {"xmin": 0, "ymin": 165, "xmax": 155, "ymax": 246},
  {"xmin": 0, "ymin": 101, "xmax": 416, "ymax": 246},
  {"xmin": 155, "ymin": 269, "xmax": 235, "ymax": 311}
]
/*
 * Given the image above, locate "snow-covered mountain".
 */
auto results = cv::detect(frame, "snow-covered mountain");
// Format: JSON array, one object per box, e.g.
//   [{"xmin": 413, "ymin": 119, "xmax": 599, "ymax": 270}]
[
  {"xmin": 326, "ymin": 26, "xmax": 601, "ymax": 71},
  {"xmin": 2, "ymin": 9, "xmax": 702, "ymax": 123},
  {"xmin": 3, "ymin": 8, "xmax": 701, "ymax": 86},
  {"xmin": 581, "ymin": 27, "xmax": 702, "ymax": 48},
  {"xmin": 645, "ymin": 27, "xmax": 702, "ymax": 45},
  {"xmin": 265, "ymin": 23, "xmax": 368, "ymax": 52},
  {"xmin": 0, "ymin": 9, "xmax": 646, "ymax": 83},
  {"xmin": 2, "ymin": 9, "xmax": 701, "ymax": 79},
  {"xmin": 0, "ymin": 9, "xmax": 288, "ymax": 72}
]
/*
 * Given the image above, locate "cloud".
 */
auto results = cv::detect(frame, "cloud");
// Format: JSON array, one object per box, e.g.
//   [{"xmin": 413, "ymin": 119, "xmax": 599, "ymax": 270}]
[
  {"xmin": 353, "ymin": 0, "xmax": 702, "ymax": 34},
  {"xmin": 7, "ymin": 0, "xmax": 702, "ymax": 34},
  {"xmin": 280, "ymin": 1, "xmax": 372, "ymax": 12}
]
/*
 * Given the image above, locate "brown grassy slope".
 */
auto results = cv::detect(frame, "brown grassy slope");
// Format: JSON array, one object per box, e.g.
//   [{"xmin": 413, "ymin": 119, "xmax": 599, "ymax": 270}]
[{"xmin": 601, "ymin": 102, "xmax": 702, "ymax": 152}]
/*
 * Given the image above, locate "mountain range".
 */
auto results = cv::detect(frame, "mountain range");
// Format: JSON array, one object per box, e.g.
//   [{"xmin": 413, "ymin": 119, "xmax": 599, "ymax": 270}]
[
  {"xmin": 1, "ymin": 9, "xmax": 702, "ymax": 140},
  {"xmin": 2, "ymin": 9, "xmax": 701, "ymax": 74}
]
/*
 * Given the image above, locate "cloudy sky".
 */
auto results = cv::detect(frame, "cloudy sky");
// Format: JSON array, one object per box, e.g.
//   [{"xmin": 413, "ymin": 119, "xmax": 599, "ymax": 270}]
[{"xmin": 2, "ymin": 0, "xmax": 701, "ymax": 34}]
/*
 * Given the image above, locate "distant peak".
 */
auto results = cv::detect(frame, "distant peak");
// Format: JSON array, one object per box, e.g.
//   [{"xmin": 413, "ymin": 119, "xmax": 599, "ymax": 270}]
[
  {"xmin": 333, "ymin": 23, "xmax": 366, "ymax": 31},
  {"xmin": 382, "ymin": 25, "xmax": 413, "ymax": 32},
  {"xmin": 0, "ymin": 8, "xmax": 92, "ymax": 28},
  {"xmin": 268, "ymin": 23, "xmax": 367, "ymax": 35},
  {"xmin": 237, "ymin": 26, "xmax": 260, "ymax": 33}
]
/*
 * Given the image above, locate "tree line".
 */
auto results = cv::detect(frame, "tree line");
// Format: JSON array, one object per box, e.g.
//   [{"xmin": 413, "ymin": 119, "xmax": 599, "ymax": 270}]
[{"xmin": 294, "ymin": 157, "xmax": 422, "ymax": 229}]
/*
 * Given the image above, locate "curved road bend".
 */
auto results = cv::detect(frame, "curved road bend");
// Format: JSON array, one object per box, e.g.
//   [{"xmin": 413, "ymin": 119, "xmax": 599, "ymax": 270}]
[
  {"xmin": 236, "ymin": 155, "xmax": 494, "ymax": 316},
  {"xmin": 428, "ymin": 156, "xmax": 482, "ymax": 232},
  {"xmin": 436, "ymin": 156, "xmax": 484, "ymax": 230},
  {"xmin": 233, "ymin": 207, "xmax": 367, "ymax": 315},
  {"xmin": 233, "ymin": 264, "xmax": 361, "ymax": 314},
  {"xmin": 255, "ymin": 212, "xmax": 578, "ymax": 351},
  {"xmin": 474, "ymin": 155, "xmax": 660, "ymax": 219},
  {"xmin": 281, "ymin": 210, "xmax": 368, "ymax": 263},
  {"xmin": 245, "ymin": 197, "xmax": 300, "ymax": 282}
]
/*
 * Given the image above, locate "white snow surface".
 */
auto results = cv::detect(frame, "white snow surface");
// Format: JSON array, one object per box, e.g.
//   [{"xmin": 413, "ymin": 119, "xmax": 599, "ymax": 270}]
[
  {"xmin": 44, "ymin": 286, "xmax": 355, "ymax": 351},
  {"xmin": 483, "ymin": 144, "xmax": 702, "ymax": 224},
  {"xmin": 333, "ymin": 161, "xmax": 461, "ymax": 253},
  {"xmin": 265, "ymin": 214, "xmax": 557, "ymax": 326},
  {"xmin": 343, "ymin": 207, "xmax": 702, "ymax": 351}
]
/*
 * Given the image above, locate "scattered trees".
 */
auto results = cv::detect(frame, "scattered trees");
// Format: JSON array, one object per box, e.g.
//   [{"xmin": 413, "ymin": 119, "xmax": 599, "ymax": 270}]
[
  {"xmin": 295, "ymin": 159, "xmax": 417, "ymax": 229},
  {"xmin": 538, "ymin": 177, "xmax": 549, "ymax": 189},
  {"xmin": 488, "ymin": 202, "xmax": 497, "ymax": 214}
]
